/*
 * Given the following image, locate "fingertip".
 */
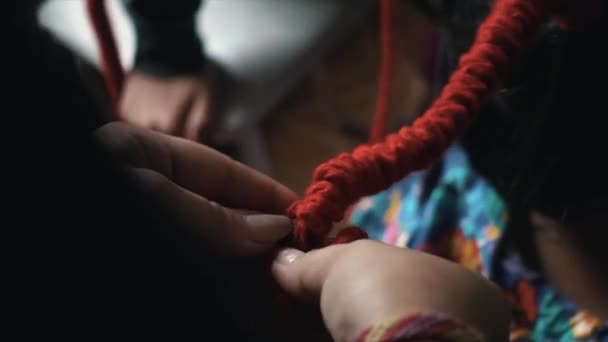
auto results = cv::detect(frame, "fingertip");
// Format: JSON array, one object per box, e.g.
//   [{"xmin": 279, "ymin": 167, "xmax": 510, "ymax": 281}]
[
  {"xmin": 244, "ymin": 214, "xmax": 292, "ymax": 244},
  {"xmin": 271, "ymin": 248, "xmax": 304, "ymax": 293},
  {"xmin": 270, "ymin": 184, "xmax": 299, "ymax": 215},
  {"xmin": 274, "ymin": 248, "xmax": 304, "ymax": 266},
  {"xmin": 270, "ymin": 259, "xmax": 289, "ymax": 288}
]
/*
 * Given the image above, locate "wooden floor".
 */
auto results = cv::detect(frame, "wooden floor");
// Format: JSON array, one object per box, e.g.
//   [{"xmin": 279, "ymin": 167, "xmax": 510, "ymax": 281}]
[{"xmin": 262, "ymin": 2, "xmax": 431, "ymax": 194}]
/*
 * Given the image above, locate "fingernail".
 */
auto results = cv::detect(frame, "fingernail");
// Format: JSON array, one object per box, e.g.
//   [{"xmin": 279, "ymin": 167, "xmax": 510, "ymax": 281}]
[
  {"xmin": 245, "ymin": 215, "xmax": 292, "ymax": 242},
  {"xmin": 274, "ymin": 248, "xmax": 303, "ymax": 265}
]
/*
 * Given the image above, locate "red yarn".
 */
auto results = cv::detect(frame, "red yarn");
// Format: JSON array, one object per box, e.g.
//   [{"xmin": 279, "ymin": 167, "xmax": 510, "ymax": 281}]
[
  {"xmin": 86, "ymin": 0, "xmax": 597, "ymax": 253},
  {"xmin": 330, "ymin": 227, "xmax": 369, "ymax": 245},
  {"xmin": 288, "ymin": 0, "xmax": 550, "ymax": 251},
  {"xmin": 86, "ymin": 0, "xmax": 124, "ymax": 118},
  {"xmin": 369, "ymin": 0, "xmax": 395, "ymax": 143}
]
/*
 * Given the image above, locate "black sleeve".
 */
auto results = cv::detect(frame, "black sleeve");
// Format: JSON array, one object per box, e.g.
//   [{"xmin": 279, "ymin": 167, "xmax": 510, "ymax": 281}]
[
  {"xmin": 123, "ymin": 0, "xmax": 206, "ymax": 77},
  {"xmin": 14, "ymin": 4, "xmax": 257, "ymax": 339}
]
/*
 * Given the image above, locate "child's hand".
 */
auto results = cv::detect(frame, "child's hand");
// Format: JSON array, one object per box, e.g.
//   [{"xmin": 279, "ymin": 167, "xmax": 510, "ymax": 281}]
[
  {"xmin": 272, "ymin": 240, "xmax": 510, "ymax": 341},
  {"xmin": 120, "ymin": 70, "xmax": 215, "ymax": 142}
]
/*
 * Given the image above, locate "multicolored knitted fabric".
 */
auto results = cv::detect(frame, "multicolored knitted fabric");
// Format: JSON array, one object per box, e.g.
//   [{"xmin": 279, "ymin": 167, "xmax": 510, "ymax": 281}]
[{"xmin": 350, "ymin": 145, "xmax": 608, "ymax": 341}]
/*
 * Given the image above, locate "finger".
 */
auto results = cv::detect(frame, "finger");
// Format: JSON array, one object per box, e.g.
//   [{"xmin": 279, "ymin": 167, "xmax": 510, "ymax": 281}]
[
  {"xmin": 130, "ymin": 167, "xmax": 292, "ymax": 256},
  {"xmin": 182, "ymin": 94, "xmax": 210, "ymax": 142},
  {"xmin": 164, "ymin": 93, "xmax": 194, "ymax": 136},
  {"xmin": 271, "ymin": 245, "xmax": 347, "ymax": 300},
  {"xmin": 166, "ymin": 133, "xmax": 298, "ymax": 213},
  {"xmin": 94, "ymin": 123, "xmax": 297, "ymax": 214}
]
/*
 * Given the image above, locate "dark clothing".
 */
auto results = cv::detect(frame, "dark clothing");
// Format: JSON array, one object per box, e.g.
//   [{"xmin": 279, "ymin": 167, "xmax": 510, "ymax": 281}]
[
  {"xmin": 412, "ymin": 0, "xmax": 608, "ymax": 274},
  {"xmin": 13, "ymin": 2, "xmax": 263, "ymax": 340},
  {"xmin": 124, "ymin": 0, "xmax": 206, "ymax": 76}
]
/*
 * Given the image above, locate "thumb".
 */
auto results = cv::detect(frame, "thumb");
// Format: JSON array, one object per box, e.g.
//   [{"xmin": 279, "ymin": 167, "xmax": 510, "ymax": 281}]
[{"xmin": 271, "ymin": 245, "xmax": 346, "ymax": 300}]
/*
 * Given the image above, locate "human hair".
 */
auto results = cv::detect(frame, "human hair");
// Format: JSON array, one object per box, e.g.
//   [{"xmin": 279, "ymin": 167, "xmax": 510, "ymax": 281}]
[{"xmin": 419, "ymin": 0, "xmax": 608, "ymax": 272}]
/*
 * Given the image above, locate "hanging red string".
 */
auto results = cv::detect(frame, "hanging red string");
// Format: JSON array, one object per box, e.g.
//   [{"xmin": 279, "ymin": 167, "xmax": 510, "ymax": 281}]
[
  {"xmin": 343, "ymin": 0, "xmax": 395, "ymax": 222},
  {"xmin": 369, "ymin": 0, "xmax": 395, "ymax": 144},
  {"xmin": 86, "ymin": 0, "xmax": 124, "ymax": 118}
]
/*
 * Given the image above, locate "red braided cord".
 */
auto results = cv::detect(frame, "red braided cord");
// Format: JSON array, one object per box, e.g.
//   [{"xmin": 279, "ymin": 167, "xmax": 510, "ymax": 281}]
[
  {"xmin": 288, "ymin": 0, "xmax": 550, "ymax": 251},
  {"xmin": 369, "ymin": 0, "xmax": 395, "ymax": 144},
  {"xmin": 85, "ymin": 0, "xmax": 597, "ymax": 252},
  {"xmin": 86, "ymin": 0, "xmax": 124, "ymax": 118}
]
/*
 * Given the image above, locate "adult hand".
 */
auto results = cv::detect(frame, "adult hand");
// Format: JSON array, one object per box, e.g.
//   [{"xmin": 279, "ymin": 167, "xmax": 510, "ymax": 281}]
[{"xmin": 94, "ymin": 122, "xmax": 296, "ymax": 256}]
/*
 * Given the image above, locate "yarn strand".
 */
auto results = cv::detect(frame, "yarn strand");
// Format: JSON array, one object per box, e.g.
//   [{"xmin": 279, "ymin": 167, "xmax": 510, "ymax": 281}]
[
  {"xmin": 86, "ymin": 0, "xmax": 124, "ymax": 118},
  {"xmin": 85, "ymin": 0, "xmax": 589, "ymax": 253},
  {"xmin": 288, "ymin": 0, "xmax": 549, "ymax": 251},
  {"xmin": 369, "ymin": 0, "xmax": 395, "ymax": 143}
]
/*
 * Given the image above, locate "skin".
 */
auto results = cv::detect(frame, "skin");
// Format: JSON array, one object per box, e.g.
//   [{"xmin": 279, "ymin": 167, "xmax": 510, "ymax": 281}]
[
  {"xmin": 94, "ymin": 122, "xmax": 295, "ymax": 256},
  {"xmin": 95, "ymin": 123, "xmax": 511, "ymax": 341},
  {"xmin": 273, "ymin": 241, "xmax": 511, "ymax": 341},
  {"xmin": 269, "ymin": 211, "xmax": 608, "ymax": 341},
  {"xmin": 532, "ymin": 211, "xmax": 608, "ymax": 320},
  {"xmin": 120, "ymin": 71, "xmax": 215, "ymax": 142}
]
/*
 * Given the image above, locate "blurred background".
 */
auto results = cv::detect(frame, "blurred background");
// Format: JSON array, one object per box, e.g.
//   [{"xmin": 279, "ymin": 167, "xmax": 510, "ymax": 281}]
[{"xmin": 38, "ymin": 0, "xmax": 438, "ymax": 194}]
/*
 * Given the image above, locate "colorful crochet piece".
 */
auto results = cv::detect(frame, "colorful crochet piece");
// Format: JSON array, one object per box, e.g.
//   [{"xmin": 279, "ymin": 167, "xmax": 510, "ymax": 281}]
[{"xmin": 350, "ymin": 145, "xmax": 608, "ymax": 340}]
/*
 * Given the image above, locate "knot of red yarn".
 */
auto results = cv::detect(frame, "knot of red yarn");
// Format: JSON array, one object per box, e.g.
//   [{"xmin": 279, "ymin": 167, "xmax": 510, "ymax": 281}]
[{"xmin": 329, "ymin": 227, "xmax": 369, "ymax": 245}]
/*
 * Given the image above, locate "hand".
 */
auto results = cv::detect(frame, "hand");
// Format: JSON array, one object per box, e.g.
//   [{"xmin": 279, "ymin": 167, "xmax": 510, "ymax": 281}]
[
  {"xmin": 93, "ymin": 122, "xmax": 299, "ymax": 339},
  {"xmin": 120, "ymin": 70, "xmax": 215, "ymax": 142},
  {"xmin": 94, "ymin": 122, "xmax": 297, "ymax": 256},
  {"xmin": 272, "ymin": 240, "xmax": 510, "ymax": 341}
]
